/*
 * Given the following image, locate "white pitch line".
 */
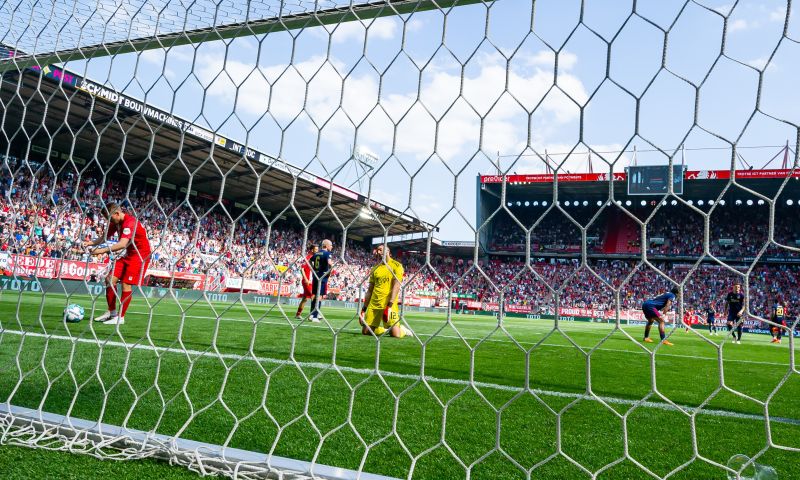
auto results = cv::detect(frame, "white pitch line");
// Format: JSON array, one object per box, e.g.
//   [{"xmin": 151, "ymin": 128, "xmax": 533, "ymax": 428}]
[
  {"xmin": 4, "ymin": 298, "xmax": 795, "ymax": 366},
  {"xmin": 2, "ymin": 328, "xmax": 799, "ymax": 427}
]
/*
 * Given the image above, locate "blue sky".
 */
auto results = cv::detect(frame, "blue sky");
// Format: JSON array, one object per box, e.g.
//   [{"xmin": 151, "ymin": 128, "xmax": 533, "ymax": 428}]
[{"xmin": 3, "ymin": 0, "xmax": 799, "ymax": 240}]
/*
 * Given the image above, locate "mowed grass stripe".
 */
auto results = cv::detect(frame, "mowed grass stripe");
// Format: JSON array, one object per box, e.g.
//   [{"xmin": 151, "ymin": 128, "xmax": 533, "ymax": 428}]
[
  {"xmin": 2, "ymin": 291, "xmax": 795, "ymax": 362},
  {"xmin": 3, "ymin": 327, "xmax": 800, "ymax": 427},
  {"xmin": 2, "ymin": 291, "xmax": 797, "ymax": 411}
]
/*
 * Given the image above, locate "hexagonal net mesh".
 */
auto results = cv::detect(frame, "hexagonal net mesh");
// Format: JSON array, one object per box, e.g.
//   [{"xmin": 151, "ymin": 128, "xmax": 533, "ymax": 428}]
[{"xmin": 0, "ymin": 0, "xmax": 799, "ymax": 479}]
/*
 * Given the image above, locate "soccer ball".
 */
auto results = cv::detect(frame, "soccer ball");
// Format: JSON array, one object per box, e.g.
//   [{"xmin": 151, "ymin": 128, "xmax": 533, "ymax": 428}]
[{"xmin": 64, "ymin": 304, "xmax": 85, "ymax": 323}]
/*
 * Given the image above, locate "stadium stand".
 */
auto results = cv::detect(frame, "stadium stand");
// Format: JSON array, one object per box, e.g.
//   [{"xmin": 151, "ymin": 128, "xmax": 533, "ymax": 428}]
[
  {"xmin": 3, "ymin": 157, "xmax": 800, "ymax": 321},
  {"xmin": 488, "ymin": 204, "xmax": 799, "ymax": 259}
]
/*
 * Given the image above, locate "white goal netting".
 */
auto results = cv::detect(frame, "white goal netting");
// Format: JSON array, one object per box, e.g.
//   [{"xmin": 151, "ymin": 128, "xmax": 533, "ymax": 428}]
[{"xmin": 0, "ymin": 0, "xmax": 799, "ymax": 479}]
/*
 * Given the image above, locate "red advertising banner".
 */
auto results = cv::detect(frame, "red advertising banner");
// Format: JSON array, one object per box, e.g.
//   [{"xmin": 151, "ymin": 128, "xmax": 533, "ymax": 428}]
[
  {"xmin": 505, "ymin": 304, "xmax": 533, "ymax": 314},
  {"xmin": 483, "ymin": 302, "xmax": 500, "ymax": 312},
  {"xmin": 259, "ymin": 281, "xmax": 293, "ymax": 297},
  {"xmin": 481, "ymin": 169, "xmax": 800, "ymax": 184},
  {"xmin": 480, "ymin": 173, "xmax": 624, "ymax": 184},
  {"xmin": 5, "ymin": 255, "xmax": 105, "ymax": 280},
  {"xmin": 4, "ymin": 257, "xmax": 211, "ymax": 289},
  {"xmin": 684, "ymin": 168, "xmax": 800, "ymax": 180},
  {"xmin": 147, "ymin": 269, "xmax": 206, "ymax": 289},
  {"xmin": 468, "ymin": 302, "xmax": 676, "ymax": 323}
]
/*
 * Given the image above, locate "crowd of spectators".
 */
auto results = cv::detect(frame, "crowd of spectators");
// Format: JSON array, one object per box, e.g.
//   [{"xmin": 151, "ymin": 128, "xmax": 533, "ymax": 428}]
[
  {"xmin": 0, "ymin": 161, "xmax": 372, "ymax": 301},
  {"xmin": 400, "ymin": 254, "xmax": 799, "ymax": 316},
  {"xmin": 2, "ymin": 159, "xmax": 798, "ymax": 315},
  {"xmin": 490, "ymin": 204, "xmax": 800, "ymax": 259}
]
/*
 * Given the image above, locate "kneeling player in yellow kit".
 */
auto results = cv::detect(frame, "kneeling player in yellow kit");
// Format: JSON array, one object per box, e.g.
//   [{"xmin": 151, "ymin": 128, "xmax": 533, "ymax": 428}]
[{"xmin": 360, "ymin": 244, "xmax": 412, "ymax": 338}]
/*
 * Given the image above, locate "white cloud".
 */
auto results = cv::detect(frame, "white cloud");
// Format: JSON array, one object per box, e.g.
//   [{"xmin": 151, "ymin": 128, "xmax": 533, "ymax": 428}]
[
  {"xmin": 139, "ymin": 45, "xmax": 195, "ymax": 79},
  {"xmin": 195, "ymin": 47, "xmax": 589, "ymax": 164},
  {"xmin": 728, "ymin": 18, "xmax": 749, "ymax": 32},
  {"xmin": 411, "ymin": 192, "xmax": 444, "ymax": 217},
  {"xmin": 746, "ymin": 56, "xmax": 768, "ymax": 69},
  {"xmin": 406, "ymin": 18, "xmax": 425, "ymax": 33},
  {"xmin": 725, "ymin": 4, "xmax": 785, "ymax": 32},
  {"xmin": 768, "ymin": 6, "xmax": 786, "ymax": 22},
  {"xmin": 322, "ymin": 17, "xmax": 399, "ymax": 44},
  {"xmin": 746, "ymin": 56, "xmax": 778, "ymax": 71},
  {"xmin": 511, "ymin": 144, "xmax": 631, "ymax": 174},
  {"xmin": 525, "ymin": 50, "xmax": 578, "ymax": 71},
  {"xmin": 370, "ymin": 189, "xmax": 403, "ymax": 206},
  {"xmin": 713, "ymin": 4, "xmax": 732, "ymax": 15}
]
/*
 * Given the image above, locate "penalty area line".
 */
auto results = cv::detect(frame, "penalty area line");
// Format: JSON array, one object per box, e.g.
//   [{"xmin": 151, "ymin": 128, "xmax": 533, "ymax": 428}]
[{"xmin": 2, "ymin": 328, "xmax": 799, "ymax": 427}]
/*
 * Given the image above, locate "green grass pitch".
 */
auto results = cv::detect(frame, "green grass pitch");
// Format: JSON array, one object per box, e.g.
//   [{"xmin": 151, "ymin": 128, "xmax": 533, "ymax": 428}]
[{"xmin": 0, "ymin": 290, "xmax": 798, "ymax": 479}]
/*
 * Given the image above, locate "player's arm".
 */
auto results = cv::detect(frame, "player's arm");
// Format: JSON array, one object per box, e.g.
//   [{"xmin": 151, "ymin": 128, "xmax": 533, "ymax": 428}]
[
  {"xmin": 326, "ymin": 254, "xmax": 335, "ymax": 279},
  {"xmin": 661, "ymin": 299, "xmax": 672, "ymax": 313},
  {"xmin": 82, "ymin": 237, "xmax": 104, "ymax": 248},
  {"xmin": 83, "ymin": 228, "xmax": 109, "ymax": 248},
  {"xmin": 383, "ymin": 263, "xmax": 404, "ymax": 322},
  {"xmin": 388, "ymin": 276, "xmax": 401, "ymax": 307},
  {"xmin": 361, "ymin": 279, "xmax": 375, "ymax": 314},
  {"xmin": 90, "ymin": 223, "xmax": 132, "ymax": 256},
  {"xmin": 91, "ymin": 237, "xmax": 130, "ymax": 256}
]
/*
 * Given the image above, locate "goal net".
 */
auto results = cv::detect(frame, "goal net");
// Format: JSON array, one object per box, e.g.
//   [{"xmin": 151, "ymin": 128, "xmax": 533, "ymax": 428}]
[{"xmin": 1, "ymin": 0, "xmax": 799, "ymax": 479}]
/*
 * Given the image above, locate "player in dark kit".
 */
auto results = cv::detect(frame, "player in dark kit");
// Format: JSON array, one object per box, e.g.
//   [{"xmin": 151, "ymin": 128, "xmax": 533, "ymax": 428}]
[
  {"xmin": 770, "ymin": 297, "xmax": 788, "ymax": 344},
  {"xmin": 705, "ymin": 304, "xmax": 717, "ymax": 335},
  {"xmin": 309, "ymin": 239, "xmax": 333, "ymax": 322},
  {"xmin": 725, "ymin": 284, "xmax": 745, "ymax": 344},
  {"xmin": 641, "ymin": 286, "xmax": 679, "ymax": 346}
]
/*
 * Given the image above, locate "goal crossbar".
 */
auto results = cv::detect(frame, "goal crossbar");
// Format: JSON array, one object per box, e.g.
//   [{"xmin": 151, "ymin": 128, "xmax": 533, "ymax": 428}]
[{"xmin": 0, "ymin": 0, "xmax": 490, "ymax": 74}]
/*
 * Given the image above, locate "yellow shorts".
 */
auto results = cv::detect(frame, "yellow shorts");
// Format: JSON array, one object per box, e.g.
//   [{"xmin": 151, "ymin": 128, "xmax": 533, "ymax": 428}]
[{"xmin": 364, "ymin": 306, "xmax": 400, "ymax": 329}]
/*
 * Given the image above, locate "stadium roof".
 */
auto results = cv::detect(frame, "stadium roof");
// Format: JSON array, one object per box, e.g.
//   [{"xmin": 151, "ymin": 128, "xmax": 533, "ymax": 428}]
[
  {"xmin": 0, "ymin": 60, "xmax": 435, "ymax": 240},
  {"xmin": 383, "ymin": 235, "xmax": 477, "ymax": 257},
  {"xmin": 480, "ymin": 171, "xmax": 800, "ymax": 202}
]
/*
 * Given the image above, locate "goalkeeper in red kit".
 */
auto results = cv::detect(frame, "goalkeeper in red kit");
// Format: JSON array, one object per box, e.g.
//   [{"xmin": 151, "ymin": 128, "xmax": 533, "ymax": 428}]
[
  {"xmin": 295, "ymin": 244, "xmax": 318, "ymax": 319},
  {"xmin": 83, "ymin": 203, "xmax": 151, "ymax": 325}
]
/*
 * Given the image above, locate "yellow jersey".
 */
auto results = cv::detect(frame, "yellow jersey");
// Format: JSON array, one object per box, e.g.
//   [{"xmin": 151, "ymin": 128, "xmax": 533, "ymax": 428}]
[{"xmin": 368, "ymin": 258, "xmax": 404, "ymax": 309}]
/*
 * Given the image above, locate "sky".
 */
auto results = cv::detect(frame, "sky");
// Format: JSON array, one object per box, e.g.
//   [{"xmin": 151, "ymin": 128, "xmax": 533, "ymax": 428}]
[{"xmin": 3, "ymin": 0, "xmax": 800, "ymax": 240}]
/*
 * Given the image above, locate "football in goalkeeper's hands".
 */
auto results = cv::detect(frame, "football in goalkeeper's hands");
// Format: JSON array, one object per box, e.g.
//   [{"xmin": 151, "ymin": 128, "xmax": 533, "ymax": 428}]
[{"xmin": 64, "ymin": 304, "xmax": 85, "ymax": 323}]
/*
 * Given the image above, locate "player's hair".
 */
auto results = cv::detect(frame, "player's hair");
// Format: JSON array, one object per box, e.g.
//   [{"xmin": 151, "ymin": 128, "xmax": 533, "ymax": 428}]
[
  {"xmin": 308, "ymin": 244, "xmax": 318, "ymax": 252},
  {"xmin": 670, "ymin": 286, "xmax": 680, "ymax": 296},
  {"xmin": 103, "ymin": 202, "xmax": 121, "ymax": 218}
]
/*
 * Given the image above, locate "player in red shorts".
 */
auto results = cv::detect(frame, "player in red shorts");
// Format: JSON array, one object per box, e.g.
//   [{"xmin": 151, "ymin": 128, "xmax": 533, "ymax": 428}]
[
  {"xmin": 295, "ymin": 244, "xmax": 318, "ymax": 319},
  {"xmin": 83, "ymin": 202, "xmax": 152, "ymax": 326}
]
